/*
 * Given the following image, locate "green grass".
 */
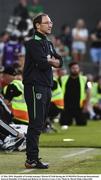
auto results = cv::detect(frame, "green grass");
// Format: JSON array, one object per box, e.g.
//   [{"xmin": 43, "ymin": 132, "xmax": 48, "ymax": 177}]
[
  {"xmin": 0, "ymin": 148, "xmax": 101, "ymax": 174},
  {"xmin": 40, "ymin": 120, "xmax": 101, "ymax": 148},
  {"xmin": 0, "ymin": 120, "xmax": 101, "ymax": 174}
]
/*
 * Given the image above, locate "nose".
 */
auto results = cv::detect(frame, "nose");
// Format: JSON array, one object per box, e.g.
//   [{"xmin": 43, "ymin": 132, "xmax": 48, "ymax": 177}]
[
  {"xmin": 49, "ymin": 23, "xmax": 53, "ymax": 28},
  {"xmin": 49, "ymin": 21, "xmax": 53, "ymax": 26}
]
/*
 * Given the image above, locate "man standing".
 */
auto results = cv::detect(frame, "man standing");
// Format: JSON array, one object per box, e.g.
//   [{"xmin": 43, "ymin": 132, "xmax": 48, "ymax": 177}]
[{"xmin": 23, "ymin": 13, "xmax": 63, "ymax": 169}]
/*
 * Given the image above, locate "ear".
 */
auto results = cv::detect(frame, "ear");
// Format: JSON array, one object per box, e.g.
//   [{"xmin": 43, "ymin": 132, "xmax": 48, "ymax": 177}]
[{"xmin": 36, "ymin": 23, "xmax": 40, "ymax": 30}]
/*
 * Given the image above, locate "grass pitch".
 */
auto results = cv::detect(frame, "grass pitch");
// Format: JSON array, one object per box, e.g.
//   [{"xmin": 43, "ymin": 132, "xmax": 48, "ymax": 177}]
[
  {"xmin": 0, "ymin": 120, "xmax": 101, "ymax": 174},
  {"xmin": 40, "ymin": 120, "xmax": 101, "ymax": 148}
]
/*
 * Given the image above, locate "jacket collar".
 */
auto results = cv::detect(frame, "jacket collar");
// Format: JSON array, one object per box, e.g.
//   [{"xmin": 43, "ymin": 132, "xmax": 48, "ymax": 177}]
[{"xmin": 34, "ymin": 31, "xmax": 47, "ymax": 40}]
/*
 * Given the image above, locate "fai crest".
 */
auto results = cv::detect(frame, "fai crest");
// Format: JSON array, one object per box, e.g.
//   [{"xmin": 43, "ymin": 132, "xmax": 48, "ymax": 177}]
[{"xmin": 36, "ymin": 93, "xmax": 42, "ymax": 99}]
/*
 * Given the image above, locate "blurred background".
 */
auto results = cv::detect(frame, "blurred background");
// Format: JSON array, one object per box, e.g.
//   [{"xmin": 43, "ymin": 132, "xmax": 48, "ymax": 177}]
[
  {"xmin": 0, "ymin": 0, "xmax": 101, "ymax": 75},
  {"xmin": 0, "ymin": 0, "xmax": 101, "ymax": 33}
]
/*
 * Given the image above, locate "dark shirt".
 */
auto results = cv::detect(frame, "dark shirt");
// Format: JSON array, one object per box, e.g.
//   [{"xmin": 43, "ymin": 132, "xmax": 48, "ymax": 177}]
[
  {"xmin": 64, "ymin": 76, "xmax": 80, "ymax": 109},
  {"xmin": 23, "ymin": 31, "xmax": 63, "ymax": 87},
  {"xmin": 90, "ymin": 28, "xmax": 101, "ymax": 48},
  {"xmin": 60, "ymin": 33, "xmax": 72, "ymax": 51},
  {"xmin": 13, "ymin": 3, "xmax": 29, "ymax": 19}
]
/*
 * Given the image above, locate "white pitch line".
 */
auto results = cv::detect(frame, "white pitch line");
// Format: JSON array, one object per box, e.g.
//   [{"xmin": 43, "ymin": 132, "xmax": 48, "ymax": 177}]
[
  {"xmin": 19, "ymin": 148, "xmax": 94, "ymax": 174},
  {"xmin": 62, "ymin": 148, "xmax": 94, "ymax": 158},
  {"xmin": 19, "ymin": 169, "xmax": 35, "ymax": 173}
]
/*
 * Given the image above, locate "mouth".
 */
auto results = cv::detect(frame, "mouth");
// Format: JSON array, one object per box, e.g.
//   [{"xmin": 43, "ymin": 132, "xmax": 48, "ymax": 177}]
[{"xmin": 48, "ymin": 28, "xmax": 52, "ymax": 31}]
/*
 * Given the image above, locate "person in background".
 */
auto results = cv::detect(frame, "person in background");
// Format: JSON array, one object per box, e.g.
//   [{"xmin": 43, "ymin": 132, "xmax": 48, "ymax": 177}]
[
  {"xmin": 90, "ymin": 20, "xmax": 101, "ymax": 76},
  {"xmin": 1, "ymin": 66, "xmax": 17, "ymax": 90},
  {"xmin": 0, "ymin": 67, "xmax": 26, "ymax": 151},
  {"xmin": 0, "ymin": 31, "xmax": 10, "ymax": 67},
  {"xmin": 90, "ymin": 20, "xmax": 101, "ymax": 63},
  {"xmin": 54, "ymin": 36, "xmax": 71, "ymax": 70},
  {"xmin": 2, "ymin": 34, "xmax": 25, "ymax": 69},
  {"xmin": 60, "ymin": 61, "xmax": 90, "ymax": 127},
  {"xmin": 23, "ymin": 13, "xmax": 63, "ymax": 169},
  {"xmin": 0, "ymin": 112, "xmax": 25, "ymax": 152},
  {"xmin": 2, "ymin": 67, "xmax": 28, "ymax": 125},
  {"xmin": 27, "ymin": 0, "xmax": 44, "ymax": 18},
  {"xmin": 90, "ymin": 76, "xmax": 101, "ymax": 119},
  {"xmin": 13, "ymin": 0, "xmax": 29, "ymax": 19},
  {"xmin": 86, "ymin": 74, "xmax": 96, "ymax": 120},
  {"xmin": 48, "ymin": 76, "xmax": 64, "ymax": 127},
  {"xmin": 59, "ymin": 24, "xmax": 72, "ymax": 53},
  {"xmin": 57, "ymin": 67, "xmax": 67, "ymax": 87},
  {"xmin": 6, "ymin": 0, "xmax": 33, "ymax": 41},
  {"xmin": 43, "ymin": 68, "xmax": 64, "ymax": 133},
  {"xmin": 72, "ymin": 19, "xmax": 88, "ymax": 61}
]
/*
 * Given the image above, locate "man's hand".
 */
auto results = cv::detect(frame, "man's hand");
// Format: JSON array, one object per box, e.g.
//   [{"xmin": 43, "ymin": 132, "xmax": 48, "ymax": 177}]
[
  {"xmin": 82, "ymin": 99, "xmax": 89, "ymax": 113},
  {"xmin": 47, "ymin": 56, "xmax": 60, "ymax": 68}
]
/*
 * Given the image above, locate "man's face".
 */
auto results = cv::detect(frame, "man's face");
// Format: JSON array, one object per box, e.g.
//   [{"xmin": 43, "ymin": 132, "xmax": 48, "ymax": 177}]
[
  {"xmin": 37, "ymin": 15, "xmax": 53, "ymax": 35},
  {"xmin": 2, "ymin": 74, "xmax": 14, "ymax": 86},
  {"xmin": 70, "ymin": 64, "xmax": 80, "ymax": 76}
]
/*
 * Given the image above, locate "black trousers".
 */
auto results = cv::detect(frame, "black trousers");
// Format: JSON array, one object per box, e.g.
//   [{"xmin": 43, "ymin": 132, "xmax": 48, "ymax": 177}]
[
  {"xmin": 60, "ymin": 107, "xmax": 89, "ymax": 126},
  {"xmin": 24, "ymin": 84, "xmax": 51, "ymax": 161}
]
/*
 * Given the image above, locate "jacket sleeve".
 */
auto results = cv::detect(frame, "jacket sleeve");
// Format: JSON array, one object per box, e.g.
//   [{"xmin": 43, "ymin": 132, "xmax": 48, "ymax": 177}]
[
  {"xmin": 50, "ymin": 42, "xmax": 63, "ymax": 68},
  {"xmin": 25, "ymin": 42, "xmax": 51, "ymax": 70}
]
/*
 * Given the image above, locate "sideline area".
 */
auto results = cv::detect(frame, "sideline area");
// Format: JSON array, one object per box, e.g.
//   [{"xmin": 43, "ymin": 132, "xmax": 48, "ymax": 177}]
[
  {"xmin": 0, "ymin": 147, "xmax": 101, "ymax": 174},
  {"xmin": 0, "ymin": 120, "xmax": 101, "ymax": 174}
]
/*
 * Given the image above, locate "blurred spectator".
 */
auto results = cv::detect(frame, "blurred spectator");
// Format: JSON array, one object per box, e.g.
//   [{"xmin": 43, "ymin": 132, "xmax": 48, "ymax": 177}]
[
  {"xmin": 60, "ymin": 61, "xmax": 90, "ymax": 127},
  {"xmin": 43, "ymin": 72, "xmax": 64, "ymax": 133},
  {"xmin": 0, "ymin": 117, "xmax": 26, "ymax": 152},
  {"xmin": 2, "ymin": 34, "xmax": 25, "ymax": 69},
  {"xmin": 6, "ymin": 17, "xmax": 33, "ymax": 41},
  {"xmin": 6, "ymin": 0, "xmax": 33, "ymax": 41},
  {"xmin": 13, "ymin": 0, "xmax": 29, "ymax": 19},
  {"xmin": 0, "ymin": 94, "xmax": 26, "ymax": 151},
  {"xmin": 0, "ymin": 66, "xmax": 27, "ymax": 151},
  {"xmin": 1, "ymin": 66, "xmax": 17, "ymax": 89},
  {"xmin": 59, "ymin": 24, "xmax": 72, "ymax": 53},
  {"xmin": 0, "ymin": 31, "xmax": 10, "ymax": 67},
  {"xmin": 57, "ymin": 67, "xmax": 67, "ymax": 87},
  {"xmin": 53, "ymin": 36, "xmax": 71, "ymax": 70},
  {"xmin": 50, "ymin": 76, "xmax": 64, "ymax": 118},
  {"xmin": 2, "ymin": 66, "xmax": 28, "ymax": 125},
  {"xmin": 72, "ymin": 19, "xmax": 88, "ymax": 61},
  {"xmin": 90, "ymin": 20, "xmax": 101, "ymax": 65},
  {"xmin": 27, "ymin": 0, "xmax": 44, "ymax": 18},
  {"xmin": 90, "ymin": 76, "xmax": 101, "ymax": 119},
  {"xmin": 0, "ymin": 67, "xmax": 4, "ymax": 93},
  {"xmin": 86, "ymin": 74, "xmax": 96, "ymax": 119}
]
